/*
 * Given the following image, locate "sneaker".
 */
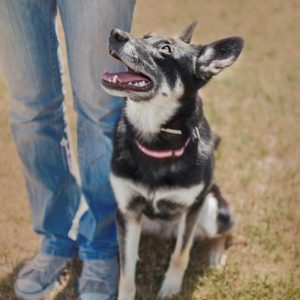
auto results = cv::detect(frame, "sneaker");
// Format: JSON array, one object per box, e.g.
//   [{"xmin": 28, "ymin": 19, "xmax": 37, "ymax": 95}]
[
  {"xmin": 14, "ymin": 253, "xmax": 70, "ymax": 300},
  {"xmin": 78, "ymin": 257, "xmax": 119, "ymax": 300}
]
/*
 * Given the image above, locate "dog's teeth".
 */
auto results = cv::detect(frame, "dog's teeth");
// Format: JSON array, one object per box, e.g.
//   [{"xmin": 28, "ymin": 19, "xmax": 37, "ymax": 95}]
[
  {"xmin": 126, "ymin": 80, "xmax": 149, "ymax": 87},
  {"xmin": 112, "ymin": 75, "xmax": 118, "ymax": 84}
]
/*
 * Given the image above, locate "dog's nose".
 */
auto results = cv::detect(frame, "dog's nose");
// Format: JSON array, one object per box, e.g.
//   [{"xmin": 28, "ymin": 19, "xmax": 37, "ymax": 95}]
[{"xmin": 110, "ymin": 29, "xmax": 130, "ymax": 43}]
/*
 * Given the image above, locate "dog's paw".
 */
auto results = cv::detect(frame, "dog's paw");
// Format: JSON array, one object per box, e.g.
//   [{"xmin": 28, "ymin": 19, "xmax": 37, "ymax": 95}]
[
  {"xmin": 117, "ymin": 282, "xmax": 136, "ymax": 300},
  {"xmin": 118, "ymin": 292, "xmax": 135, "ymax": 300},
  {"xmin": 209, "ymin": 250, "xmax": 227, "ymax": 270},
  {"xmin": 158, "ymin": 276, "xmax": 182, "ymax": 298}
]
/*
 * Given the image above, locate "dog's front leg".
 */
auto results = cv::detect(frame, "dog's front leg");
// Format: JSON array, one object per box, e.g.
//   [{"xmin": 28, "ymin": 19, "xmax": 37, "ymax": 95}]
[
  {"xmin": 158, "ymin": 203, "xmax": 201, "ymax": 298},
  {"xmin": 116, "ymin": 209, "xmax": 141, "ymax": 300}
]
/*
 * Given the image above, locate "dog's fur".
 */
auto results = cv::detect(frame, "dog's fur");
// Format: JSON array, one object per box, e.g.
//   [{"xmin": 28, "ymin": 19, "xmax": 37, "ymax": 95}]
[{"xmin": 102, "ymin": 22, "xmax": 244, "ymax": 299}]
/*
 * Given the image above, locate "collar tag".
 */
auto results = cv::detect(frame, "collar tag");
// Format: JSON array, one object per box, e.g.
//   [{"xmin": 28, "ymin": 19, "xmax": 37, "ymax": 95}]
[{"xmin": 160, "ymin": 127, "xmax": 182, "ymax": 135}]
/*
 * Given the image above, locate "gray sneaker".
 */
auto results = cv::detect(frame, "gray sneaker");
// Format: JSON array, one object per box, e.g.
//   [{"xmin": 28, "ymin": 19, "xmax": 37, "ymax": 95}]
[
  {"xmin": 14, "ymin": 253, "xmax": 70, "ymax": 300},
  {"xmin": 78, "ymin": 257, "xmax": 119, "ymax": 300}
]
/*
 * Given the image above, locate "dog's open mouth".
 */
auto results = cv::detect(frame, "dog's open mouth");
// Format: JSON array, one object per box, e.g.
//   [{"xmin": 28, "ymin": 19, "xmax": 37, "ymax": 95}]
[{"xmin": 102, "ymin": 51, "xmax": 153, "ymax": 92}]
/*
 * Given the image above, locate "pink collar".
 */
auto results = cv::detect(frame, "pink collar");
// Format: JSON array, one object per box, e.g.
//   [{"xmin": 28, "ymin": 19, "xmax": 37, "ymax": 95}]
[{"xmin": 135, "ymin": 138, "xmax": 191, "ymax": 159}]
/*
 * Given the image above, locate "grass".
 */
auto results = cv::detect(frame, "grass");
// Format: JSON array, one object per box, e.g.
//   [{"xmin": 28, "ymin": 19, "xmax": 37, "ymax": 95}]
[{"xmin": 0, "ymin": 0, "xmax": 300, "ymax": 299}]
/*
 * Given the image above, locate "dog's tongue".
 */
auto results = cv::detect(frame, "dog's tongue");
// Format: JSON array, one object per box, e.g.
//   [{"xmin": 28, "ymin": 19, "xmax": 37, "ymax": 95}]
[{"xmin": 102, "ymin": 70, "xmax": 148, "ymax": 83}]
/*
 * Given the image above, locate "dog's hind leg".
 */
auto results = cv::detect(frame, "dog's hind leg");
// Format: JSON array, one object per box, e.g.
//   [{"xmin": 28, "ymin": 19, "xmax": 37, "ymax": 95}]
[
  {"xmin": 196, "ymin": 183, "xmax": 234, "ymax": 269},
  {"xmin": 158, "ymin": 200, "xmax": 202, "ymax": 298},
  {"xmin": 209, "ymin": 234, "xmax": 229, "ymax": 269}
]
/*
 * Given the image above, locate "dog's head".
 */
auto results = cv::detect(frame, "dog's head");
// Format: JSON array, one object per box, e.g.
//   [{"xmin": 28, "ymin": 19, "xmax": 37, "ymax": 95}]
[{"xmin": 102, "ymin": 21, "xmax": 244, "ymax": 102}]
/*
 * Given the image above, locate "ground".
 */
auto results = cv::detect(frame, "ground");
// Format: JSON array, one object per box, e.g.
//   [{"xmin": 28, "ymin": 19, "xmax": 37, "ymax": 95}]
[{"xmin": 0, "ymin": 0, "xmax": 299, "ymax": 299}]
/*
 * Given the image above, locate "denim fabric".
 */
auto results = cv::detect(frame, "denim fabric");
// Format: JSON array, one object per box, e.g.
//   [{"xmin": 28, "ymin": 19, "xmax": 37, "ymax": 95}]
[{"xmin": 0, "ymin": 0, "xmax": 135, "ymax": 259}]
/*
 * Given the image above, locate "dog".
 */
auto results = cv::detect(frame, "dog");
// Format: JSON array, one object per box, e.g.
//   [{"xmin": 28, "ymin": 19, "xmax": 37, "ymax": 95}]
[{"xmin": 101, "ymin": 21, "xmax": 244, "ymax": 299}]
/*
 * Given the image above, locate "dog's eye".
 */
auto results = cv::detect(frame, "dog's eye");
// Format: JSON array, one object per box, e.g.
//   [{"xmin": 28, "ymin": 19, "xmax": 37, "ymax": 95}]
[{"xmin": 160, "ymin": 45, "xmax": 172, "ymax": 54}]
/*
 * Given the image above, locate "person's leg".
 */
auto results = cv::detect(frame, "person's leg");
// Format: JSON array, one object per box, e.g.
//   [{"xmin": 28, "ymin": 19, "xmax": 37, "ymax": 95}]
[
  {"xmin": 57, "ymin": 0, "xmax": 135, "ymax": 298},
  {"xmin": 57, "ymin": 0, "xmax": 135, "ymax": 260},
  {"xmin": 0, "ymin": 0, "xmax": 79, "ymax": 271},
  {"xmin": 0, "ymin": 0, "xmax": 79, "ymax": 256}
]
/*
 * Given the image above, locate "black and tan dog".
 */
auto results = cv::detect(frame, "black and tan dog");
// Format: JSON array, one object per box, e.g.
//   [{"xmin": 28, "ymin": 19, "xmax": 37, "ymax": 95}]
[{"xmin": 102, "ymin": 22, "xmax": 244, "ymax": 300}]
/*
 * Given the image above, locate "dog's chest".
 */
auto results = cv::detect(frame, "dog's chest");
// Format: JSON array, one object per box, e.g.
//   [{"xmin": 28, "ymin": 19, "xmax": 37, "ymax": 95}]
[
  {"xmin": 131, "ymin": 184, "xmax": 203, "ymax": 220},
  {"xmin": 129, "ymin": 196, "xmax": 185, "ymax": 220},
  {"xmin": 110, "ymin": 173, "xmax": 204, "ymax": 219}
]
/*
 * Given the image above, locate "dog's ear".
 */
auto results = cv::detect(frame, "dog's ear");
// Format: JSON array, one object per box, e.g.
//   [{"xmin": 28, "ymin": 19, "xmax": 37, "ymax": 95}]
[
  {"xmin": 178, "ymin": 21, "xmax": 198, "ymax": 43},
  {"xmin": 196, "ymin": 37, "xmax": 244, "ymax": 78},
  {"xmin": 142, "ymin": 32, "xmax": 155, "ymax": 39}
]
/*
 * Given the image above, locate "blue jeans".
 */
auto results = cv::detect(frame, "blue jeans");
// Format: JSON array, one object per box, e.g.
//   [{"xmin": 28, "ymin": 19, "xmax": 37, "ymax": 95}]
[{"xmin": 0, "ymin": 0, "xmax": 135, "ymax": 260}]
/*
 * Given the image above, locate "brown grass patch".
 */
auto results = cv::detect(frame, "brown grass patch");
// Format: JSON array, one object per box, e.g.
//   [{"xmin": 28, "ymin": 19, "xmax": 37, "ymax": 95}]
[{"xmin": 0, "ymin": 0, "xmax": 299, "ymax": 299}]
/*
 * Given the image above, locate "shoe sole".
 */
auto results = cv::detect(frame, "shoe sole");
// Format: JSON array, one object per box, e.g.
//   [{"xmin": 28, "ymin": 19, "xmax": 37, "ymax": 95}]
[{"xmin": 14, "ymin": 279, "xmax": 58, "ymax": 300}]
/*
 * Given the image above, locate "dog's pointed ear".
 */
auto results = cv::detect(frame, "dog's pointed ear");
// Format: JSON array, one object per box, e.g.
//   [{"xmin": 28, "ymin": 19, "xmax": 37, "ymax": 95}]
[
  {"xmin": 196, "ymin": 37, "xmax": 244, "ymax": 78},
  {"xmin": 178, "ymin": 21, "xmax": 198, "ymax": 43}
]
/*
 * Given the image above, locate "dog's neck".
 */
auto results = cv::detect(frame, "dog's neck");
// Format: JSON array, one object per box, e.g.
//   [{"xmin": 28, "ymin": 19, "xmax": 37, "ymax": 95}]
[
  {"xmin": 125, "ymin": 94, "xmax": 199, "ymax": 141},
  {"xmin": 125, "ymin": 95, "xmax": 179, "ymax": 140}
]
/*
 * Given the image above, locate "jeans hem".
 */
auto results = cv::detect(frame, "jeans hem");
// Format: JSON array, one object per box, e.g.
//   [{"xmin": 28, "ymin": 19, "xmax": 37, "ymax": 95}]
[
  {"xmin": 79, "ymin": 249, "xmax": 119, "ymax": 260},
  {"xmin": 41, "ymin": 245, "xmax": 77, "ymax": 258}
]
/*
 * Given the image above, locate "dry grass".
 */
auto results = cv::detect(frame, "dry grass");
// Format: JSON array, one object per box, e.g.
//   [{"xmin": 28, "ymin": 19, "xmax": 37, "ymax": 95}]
[{"xmin": 0, "ymin": 0, "xmax": 300, "ymax": 299}]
